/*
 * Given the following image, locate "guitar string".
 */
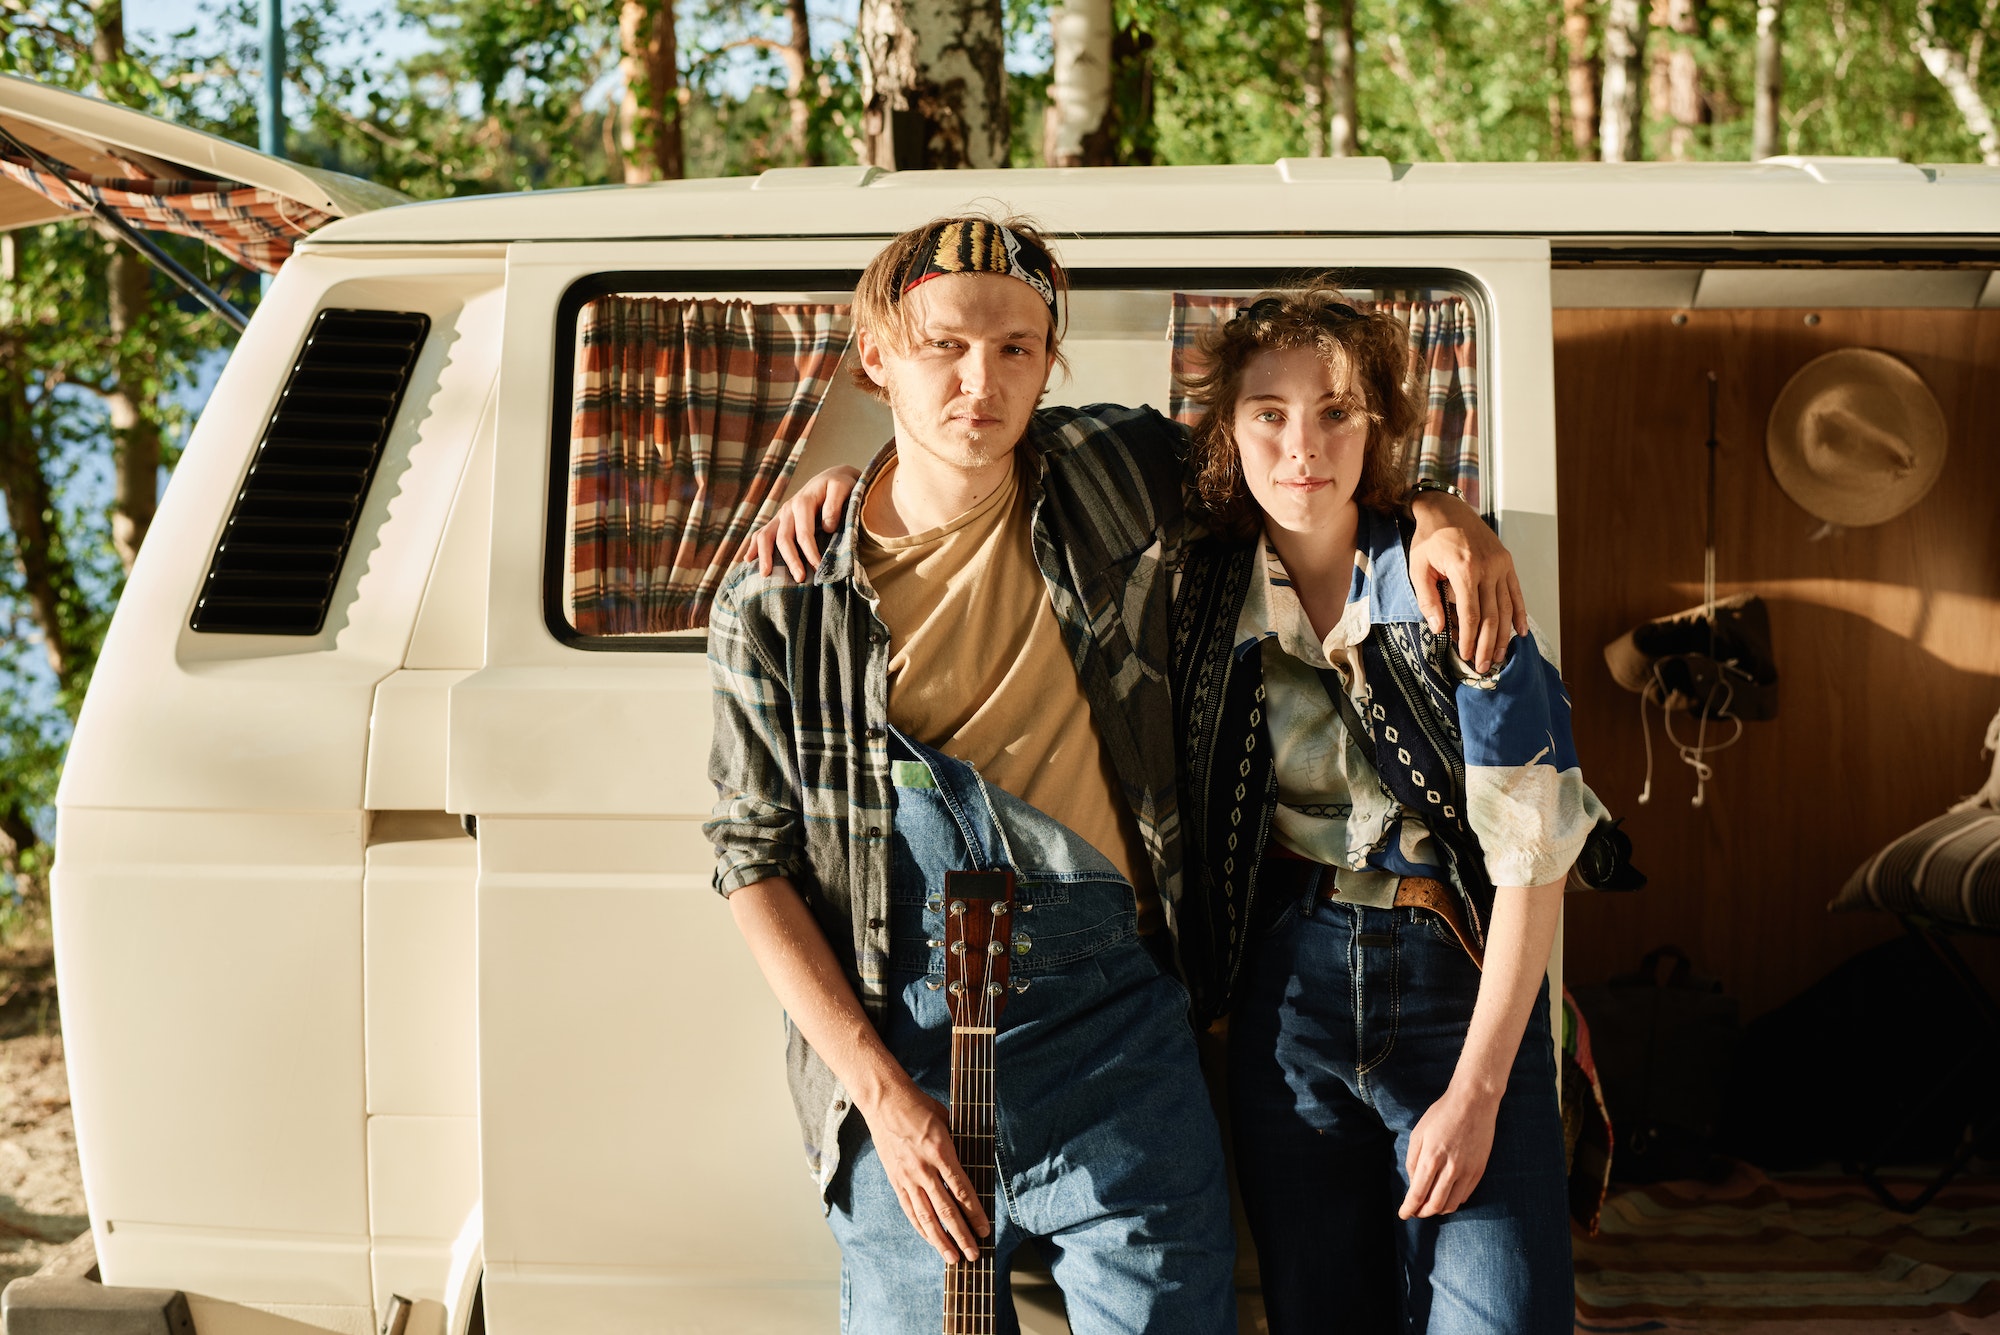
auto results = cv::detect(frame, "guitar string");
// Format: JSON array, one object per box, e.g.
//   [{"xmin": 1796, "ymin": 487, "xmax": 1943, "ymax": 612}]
[{"xmin": 947, "ymin": 902, "xmax": 1008, "ymax": 1333}]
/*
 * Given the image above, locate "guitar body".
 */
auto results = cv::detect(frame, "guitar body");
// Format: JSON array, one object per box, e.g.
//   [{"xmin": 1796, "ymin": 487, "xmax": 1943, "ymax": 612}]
[{"xmin": 943, "ymin": 868, "xmax": 1015, "ymax": 1335}]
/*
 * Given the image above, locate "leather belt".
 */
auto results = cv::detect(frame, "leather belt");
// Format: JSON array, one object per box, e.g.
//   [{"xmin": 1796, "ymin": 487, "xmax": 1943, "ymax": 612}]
[{"xmin": 1262, "ymin": 842, "xmax": 1484, "ymax": 968}]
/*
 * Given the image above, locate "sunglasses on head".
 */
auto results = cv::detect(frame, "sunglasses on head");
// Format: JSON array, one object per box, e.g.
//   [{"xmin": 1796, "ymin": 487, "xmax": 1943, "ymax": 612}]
[{"xmin": 1232, "ymin": 296, "xmax": 1364, "ymax": 324}]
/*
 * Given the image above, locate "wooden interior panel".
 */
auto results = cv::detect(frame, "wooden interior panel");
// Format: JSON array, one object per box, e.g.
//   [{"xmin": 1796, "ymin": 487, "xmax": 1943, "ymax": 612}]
[{"xmin": 1553, "ymin": 307, "xmax": 2000, "ymax": 1019}]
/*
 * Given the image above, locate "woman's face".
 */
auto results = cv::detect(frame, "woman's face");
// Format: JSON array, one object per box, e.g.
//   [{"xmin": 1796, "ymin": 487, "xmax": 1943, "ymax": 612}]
[{"xmin": 1231, "ymin": 344, "xmax": 1371, "ymax": 538}]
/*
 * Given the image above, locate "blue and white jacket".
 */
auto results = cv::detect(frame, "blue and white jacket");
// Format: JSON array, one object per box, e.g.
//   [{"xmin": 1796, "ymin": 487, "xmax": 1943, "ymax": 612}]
[{"xmin": 1169, "ymin": 507, "xmax": 1612, "ymax": 1022}]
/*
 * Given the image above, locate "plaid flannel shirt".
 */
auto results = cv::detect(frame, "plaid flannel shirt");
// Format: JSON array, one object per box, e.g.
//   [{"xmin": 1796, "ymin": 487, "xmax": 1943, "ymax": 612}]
[{"xmin": 705, "ymin": 403, "xmax": 1193, "ymax": 1193}]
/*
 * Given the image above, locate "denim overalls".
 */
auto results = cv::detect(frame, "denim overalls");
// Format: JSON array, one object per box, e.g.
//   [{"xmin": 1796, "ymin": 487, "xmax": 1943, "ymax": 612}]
[{"xmin": 826, "ymin": 731, "xmax": 1235, "ymax": 1335}]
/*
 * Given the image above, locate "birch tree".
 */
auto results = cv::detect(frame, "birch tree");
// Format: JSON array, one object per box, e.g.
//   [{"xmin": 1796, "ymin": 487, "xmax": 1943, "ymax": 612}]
[
  {"xmin": 856, "ymin": 0, "xmax": 1009, "ymax": 168},
  {"xmin": 1600, "ymin": 0, "xmax": 1646, "ymax": 161},
  {"xmin": 1911, "ymin": 0, "xmax": 2000, "ymax": 165},
  {"xmin": 1752, "ymin": 0, "xmax": 1782, "ymax": 158},
  {"xmin": 1045, "ymin": 0, "xmax": 1114, "ymax": 166}
]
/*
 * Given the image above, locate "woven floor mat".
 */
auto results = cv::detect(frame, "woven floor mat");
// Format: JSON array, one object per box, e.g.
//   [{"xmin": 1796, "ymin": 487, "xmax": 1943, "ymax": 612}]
[{"xmin": 1574, "ymin": 1161, "xmax": 2000, "ymax": 1333}]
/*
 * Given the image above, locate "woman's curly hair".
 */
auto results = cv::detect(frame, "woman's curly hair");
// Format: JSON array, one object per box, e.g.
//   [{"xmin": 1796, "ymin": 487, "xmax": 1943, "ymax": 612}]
[{"xmin": 1180, "ymin": 280, "xmax": 1422, "ymax": 537}]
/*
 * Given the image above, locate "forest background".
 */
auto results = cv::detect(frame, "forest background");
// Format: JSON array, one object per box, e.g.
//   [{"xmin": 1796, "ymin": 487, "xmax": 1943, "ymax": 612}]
[{"xmin": 2, "ymin": 0, "xmax": 1999, "ymax": 934}]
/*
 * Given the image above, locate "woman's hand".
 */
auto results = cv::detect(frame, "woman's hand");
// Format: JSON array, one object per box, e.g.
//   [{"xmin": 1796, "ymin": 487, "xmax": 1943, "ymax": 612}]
[
  {"xmin": 1401, "ymin": 876, "xmax": 1564, "ymax": 1220},
  {"xmin": 750, "ymin": 466, "xmax": 861, "ymax": 580},
  {"xmin": 857, "ymin": 1078, "xmax": 992, "ymax": 1263},
  {"xmin": 1399, "ymin": 1083, "xmax": 1501, "ymax": 1219},
  {"xmin": 1406, "ymin": 490, "xmax": 1528, "ymax": 675}
]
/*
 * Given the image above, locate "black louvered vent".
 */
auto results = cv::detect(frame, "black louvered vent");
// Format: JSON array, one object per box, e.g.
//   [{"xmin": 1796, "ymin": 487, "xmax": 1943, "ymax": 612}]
[{"xmin": 191, "ymin": 308, "xmax": 430, "ymax": 635}]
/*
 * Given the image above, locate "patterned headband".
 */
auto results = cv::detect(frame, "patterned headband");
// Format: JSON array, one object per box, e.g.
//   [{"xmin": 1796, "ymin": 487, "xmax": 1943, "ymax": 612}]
[{"xmin": 899, "ymin": 220, "xmax": 1060, "ymax": 322}]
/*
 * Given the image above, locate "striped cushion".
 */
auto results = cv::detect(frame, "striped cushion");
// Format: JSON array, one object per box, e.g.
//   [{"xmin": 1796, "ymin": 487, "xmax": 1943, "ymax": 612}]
[{"xmin": 1830, "ymin": 809, "xmax": 2000, "ymax": 928}]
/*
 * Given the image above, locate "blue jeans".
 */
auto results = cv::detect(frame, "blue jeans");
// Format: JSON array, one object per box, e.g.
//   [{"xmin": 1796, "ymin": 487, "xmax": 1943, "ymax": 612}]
[
  {"xmin": 827, "ymin": 732, "xmax": 1235, "ymax": 1335},
  {"xmin": 1229, "ymin": 894, "xmax": 1572, "ymax": 1335}
]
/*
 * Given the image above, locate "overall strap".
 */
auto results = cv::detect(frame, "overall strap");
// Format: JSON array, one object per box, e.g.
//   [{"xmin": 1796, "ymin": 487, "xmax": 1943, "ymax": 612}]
[{"xmin": 888, "ymin": 728, "xmax": 1013, "ymax": 874}]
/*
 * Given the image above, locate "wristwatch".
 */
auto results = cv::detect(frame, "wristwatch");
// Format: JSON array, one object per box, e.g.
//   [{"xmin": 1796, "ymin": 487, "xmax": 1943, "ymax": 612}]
[{"xmin": 1401, "ymin": 477, "xmax": 1464, "ymax": 507}]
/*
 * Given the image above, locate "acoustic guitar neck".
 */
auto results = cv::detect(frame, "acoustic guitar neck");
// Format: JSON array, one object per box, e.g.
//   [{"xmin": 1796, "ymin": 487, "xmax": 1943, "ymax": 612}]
[{"xmin": 942, "ymin": 868, "xmax": 1013, "ymax": 1335}]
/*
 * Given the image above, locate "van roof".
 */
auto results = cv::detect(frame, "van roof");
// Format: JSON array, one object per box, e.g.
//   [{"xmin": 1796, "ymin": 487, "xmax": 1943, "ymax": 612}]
[{"xmin": 303, "ymin": 159, "xmax": 2000, "ymax": 254}]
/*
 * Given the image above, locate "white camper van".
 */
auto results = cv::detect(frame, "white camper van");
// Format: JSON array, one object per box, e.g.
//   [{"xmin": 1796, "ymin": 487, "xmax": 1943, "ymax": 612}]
[{"xmin": 8, "ymin": 71, "xmax": 2000, "ymax": 1335}]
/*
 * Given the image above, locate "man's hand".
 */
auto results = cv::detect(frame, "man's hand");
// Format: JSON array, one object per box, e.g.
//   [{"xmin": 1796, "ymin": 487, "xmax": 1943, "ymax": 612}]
[
  {"xmin": 751, "ymin": 466, "xmax": 861, "ymax": 580},
  {"xmin": 859, "ymin": 1079, "xmax": 992, "ymax": 1263},
  {"xmin": 1398, "ymin": 1083, "xmax": 1500, "ymax": 1220},
  {"xmin": 1407, "ymin": 490, "xmax": 1527, "ymax": 675}
]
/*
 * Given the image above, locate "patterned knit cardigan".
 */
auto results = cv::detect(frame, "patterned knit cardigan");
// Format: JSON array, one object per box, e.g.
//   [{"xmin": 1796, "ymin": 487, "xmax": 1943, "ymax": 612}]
[{"xmin": 1170, "ymin": 532, "xmax": 1501, "ymax": 1026}]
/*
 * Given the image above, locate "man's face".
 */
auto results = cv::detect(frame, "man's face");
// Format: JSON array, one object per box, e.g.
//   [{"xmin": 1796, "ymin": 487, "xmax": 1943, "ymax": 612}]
[{"xmin": 859, "ymin": 272, "xmax": 1055, "ymax": 475}]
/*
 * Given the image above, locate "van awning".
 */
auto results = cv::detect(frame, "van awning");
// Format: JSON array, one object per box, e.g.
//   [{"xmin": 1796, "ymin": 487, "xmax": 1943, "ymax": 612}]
[{"xmin": 0, "ymin": 73, "xmax": 409, "ymax": 273}]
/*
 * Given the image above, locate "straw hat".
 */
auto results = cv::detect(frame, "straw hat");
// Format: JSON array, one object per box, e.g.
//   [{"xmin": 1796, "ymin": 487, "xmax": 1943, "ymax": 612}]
[{"xmin": 1766, "ymin": 348, "xmax": 1947, "ymax": 528}]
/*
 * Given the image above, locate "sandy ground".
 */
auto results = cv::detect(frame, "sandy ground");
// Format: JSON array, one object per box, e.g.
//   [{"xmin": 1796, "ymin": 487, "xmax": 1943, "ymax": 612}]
[{"xmin": 0, "ymin": 945, "xmax": 89, "ymax": 1287}]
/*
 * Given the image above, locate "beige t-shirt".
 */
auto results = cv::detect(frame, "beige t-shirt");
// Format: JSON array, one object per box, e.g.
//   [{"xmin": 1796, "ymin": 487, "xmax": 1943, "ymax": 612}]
[{"xmin": 857, "ymin": 454, "xmax": 1159, "ymax": 929}]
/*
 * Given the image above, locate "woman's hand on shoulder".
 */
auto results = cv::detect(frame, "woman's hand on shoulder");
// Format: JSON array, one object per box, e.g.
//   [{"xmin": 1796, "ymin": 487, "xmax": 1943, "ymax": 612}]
[
  {"xmin": 1398, "ymin": 1082, "xmax": 1502, "ymax": 1220},
  {"xmin": 1406, "ymin": 490, "xmax": 1527, "ymax": 676},
  {"xmin": 750, "ymin": 466, "xmax": 861, "ymax": 580}
]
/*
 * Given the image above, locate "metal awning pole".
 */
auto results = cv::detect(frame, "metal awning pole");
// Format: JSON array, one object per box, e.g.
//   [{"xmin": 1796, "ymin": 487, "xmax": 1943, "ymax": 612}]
[
  {"xmin": 259, "ymin": 0, "xmax": 284, "ymax": 297},
  {"xmin": 259, "ymin": 0, "xmax": 285, "ymax": 159}
]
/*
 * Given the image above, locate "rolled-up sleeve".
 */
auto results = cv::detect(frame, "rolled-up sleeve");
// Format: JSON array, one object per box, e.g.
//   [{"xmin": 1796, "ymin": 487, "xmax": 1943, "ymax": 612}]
[
  {"xmin": 705, "ymin": 574, "xmax": 810, "ymax": 897},
  {"xmin": 1454, "ymin": 623, "xmax": 1610, "ymax": 889}
]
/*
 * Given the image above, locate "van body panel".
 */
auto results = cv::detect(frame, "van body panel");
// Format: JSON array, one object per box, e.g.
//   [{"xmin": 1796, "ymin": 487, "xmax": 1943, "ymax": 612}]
[
  {"xmin": 94, "ymin": 1221, "xmax": 373, "ymax": 1308},
  {"xmin": 49, "ymin": 254, "xmax": 505, "ymax": 1327},
  {"xmin": 52, "ymin": 808, "xmax": 370, "ymax": 1289},
  {"xmin": 447, "ymin": 665, "xmax": 714, "ymax": 816},
  {"xmin": 404, "ymin": 392, "xmax": 497, "ymax": 672},
  {"xmin": 57, "ymin": 258, "xmax": 505, "ymax": 814},
  {"xmin": 362, "ymin": 831, "xmax": 478, "ymax": 1116},
  {"xmin": 473, "ymin": 818, "xmax": 837, "ymax": 1288},
  {"xmin": 366, "ymin": 673, "xmax": 475, "ymax": 812},
  {"xmin": 304, "ymin": 163, "xmax": 2000, "ymax": 251},
  {"xmin": 367, "ymin": 1115, "xmax": 479, "ymax": 1321}
]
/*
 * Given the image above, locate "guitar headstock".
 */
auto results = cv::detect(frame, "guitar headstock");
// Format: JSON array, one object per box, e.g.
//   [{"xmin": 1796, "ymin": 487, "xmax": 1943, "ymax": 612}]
[{"xmin": 943, "ymin": 869, "xmax": 1014, "ymax": 1028}]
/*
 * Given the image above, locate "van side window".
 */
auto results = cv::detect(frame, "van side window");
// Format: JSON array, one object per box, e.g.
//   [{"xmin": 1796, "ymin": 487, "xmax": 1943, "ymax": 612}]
[
  {"xmin": 1169, "ymin": 290, "xmax": 1481, "ymax": 509},
  {"xmin": 564, "ymin": 296, "xmax": 853, "ymax": 636}
]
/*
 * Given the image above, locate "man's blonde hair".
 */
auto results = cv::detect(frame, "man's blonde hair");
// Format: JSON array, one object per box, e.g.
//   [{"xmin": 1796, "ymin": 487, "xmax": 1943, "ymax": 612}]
[{"xmin": 849, "ymin": 213, "xmax": 1071, "ymax": 400}]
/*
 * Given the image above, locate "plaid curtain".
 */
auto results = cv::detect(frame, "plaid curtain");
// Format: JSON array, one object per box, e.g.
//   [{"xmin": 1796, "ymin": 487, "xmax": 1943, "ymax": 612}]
[
  {"xmin": 567, "ymin": 297, "xmax": 853, "ymax": 636},
  {"xmin": 0, "ymin": 153, "xmax": 334, "ymax": 273},
  {"xmin": 1168, "ymin": 290, "xmax": 1483, "ymax": 510}
]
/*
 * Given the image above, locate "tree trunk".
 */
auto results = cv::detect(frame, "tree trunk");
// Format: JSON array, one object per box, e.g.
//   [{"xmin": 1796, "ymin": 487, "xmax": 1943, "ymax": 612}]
[
  {"xmin": 619, "ymin": 0, "xmax": 684, "ymax": 182},
  {"xmin": 1044, "ymin": 0, "xmax": 1114, "ymax": 166},
  {"xmin": 103, "ymin": 243, "xmax": 160, "ymax": 567},
  {"xmin": 1913, "ymin": 0, "xmax": 2000, "ymax": 165},
  {"xmin": 1661, "ymin": 0, "xmax": 1704, "ymax": 160},
  {"xmin": 1751, "ymin": 0, "xmax": 1782, "ymax": 159},
  {"xmin": 92, "ymin": 1, "xmax": 159, "ymax": 570},
  {"xmin": 1111, "ymin": 22, "xmax": 1155, "ymax": 165},
  {"xmin": 1301, "ymin": 0, "xmax": 1328, "ymax": 157},
  {"xmin": 1600, "ymin": 0, "xmax": 1646, "ymax": 162},
  {"xmin": 1329, "ymin": 0, "xmax": 1358, "ymax": 157},
  {"xmin": 1563, "ymin": 0, "xmax": 1598, "ymax": 159},
  {"xmin": 857, "ymin": 0, "xmax": 1009, "ymax": 169},
  {"xmin": 0, "ymin": 798, "xmax": 47, "ymax": 916},
  {"xmin": 784, "ymin": 0, "xmax": 821, "ymax": 165},
  {"xmin": 0, "ymin": 349, "xmax": 77, "ymax": 686}
]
